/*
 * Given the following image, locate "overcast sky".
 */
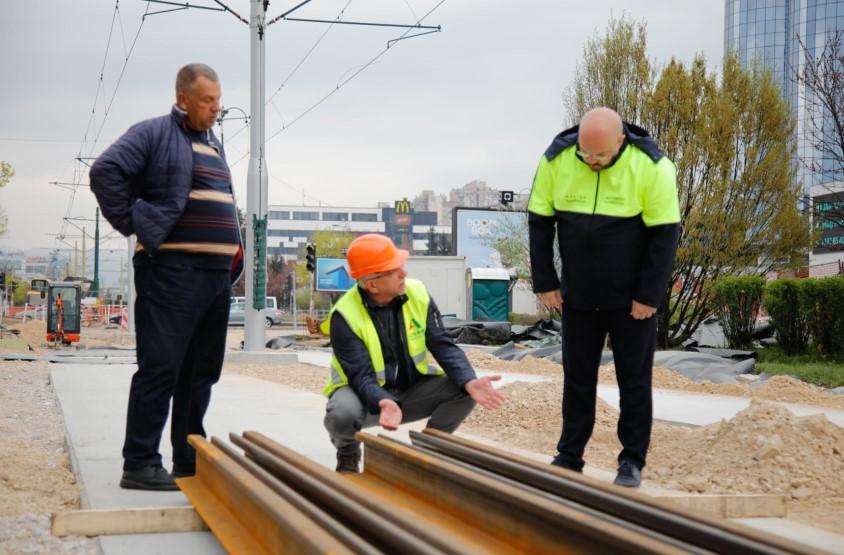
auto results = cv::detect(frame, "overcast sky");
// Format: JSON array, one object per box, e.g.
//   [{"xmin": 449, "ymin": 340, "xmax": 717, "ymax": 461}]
[{"xmin": 0, "ymin": 0, "xmax": 724, "ymax": 251}]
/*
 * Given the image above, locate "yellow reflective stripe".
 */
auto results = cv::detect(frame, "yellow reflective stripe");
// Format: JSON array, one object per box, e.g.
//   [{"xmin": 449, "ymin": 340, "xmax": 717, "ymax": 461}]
[{"xmin": 330, "ymin": 367, "xmax": 344, "ymax": 385}]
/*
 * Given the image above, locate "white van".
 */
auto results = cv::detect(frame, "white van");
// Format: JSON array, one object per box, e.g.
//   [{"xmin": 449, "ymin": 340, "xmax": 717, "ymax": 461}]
[
  {"xmin": 231, "ymin": 296, "xmax": 278, "ymax": 310},
  {"xmin": 229, "ymin": 296, "xmax": 282, "ymax": 328}
]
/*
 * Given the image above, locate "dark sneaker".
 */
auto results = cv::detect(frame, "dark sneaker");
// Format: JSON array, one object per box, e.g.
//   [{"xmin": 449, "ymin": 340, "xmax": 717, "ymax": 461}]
[
  {"xmin": 172, "ymin": 464, "xmax": 195, "ymax": 478},
  {"xmin": 335, "ymin": 450, "xmax": 361, "ymax": 473},
  {"xmin": 550, "ymin": 455, "xmax": 583, "ymax": 474},
  {"xmin": 613, "ymin": 460, "xmax": 642, "ymax": 488},
  {"xmin": 120, "ymin": 465, "xmax": 179, "ymax": 491}
]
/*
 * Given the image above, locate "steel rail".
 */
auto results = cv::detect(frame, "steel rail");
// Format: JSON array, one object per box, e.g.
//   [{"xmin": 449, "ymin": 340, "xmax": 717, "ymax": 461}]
[
  {"xmin": 409, "ymin": 429, "xmax": 825, "ymax": 555},
  {"xmin": 232, "ymin": 431, "xmax": 466, "ymax": 555},
  {"xmin": 177, "ymin": 435, "xmax": 357, "ymax": 554},
  {"xmin": 358, "ymin": 433, "xmax": 689, "ymax": 554},
  {"xmin": 208, "ymin": 437, "xmax": 380, "ymax": 555}
]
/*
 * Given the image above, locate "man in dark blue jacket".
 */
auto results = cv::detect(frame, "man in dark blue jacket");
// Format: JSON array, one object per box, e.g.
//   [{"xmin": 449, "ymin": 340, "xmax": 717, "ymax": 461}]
[{"xmin": 90, "ymin": 63, "xmax": 243, "ymax": 490}]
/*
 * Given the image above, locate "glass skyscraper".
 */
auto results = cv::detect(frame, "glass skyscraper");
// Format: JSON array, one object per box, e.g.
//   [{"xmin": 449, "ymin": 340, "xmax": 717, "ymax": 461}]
[{"xmin": 725, "ymin": 0, "xmax": 844, "ymax": 260}]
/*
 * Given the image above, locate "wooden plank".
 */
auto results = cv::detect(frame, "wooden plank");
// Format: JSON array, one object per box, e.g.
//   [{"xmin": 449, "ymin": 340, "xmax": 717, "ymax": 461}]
[
  {"xmin": 51, "ymin": 506, "xmax": 207, "ymax": 537},
  {"xmin": 655, "ymin": 494, "xmax": 787, "ymax": 518}
]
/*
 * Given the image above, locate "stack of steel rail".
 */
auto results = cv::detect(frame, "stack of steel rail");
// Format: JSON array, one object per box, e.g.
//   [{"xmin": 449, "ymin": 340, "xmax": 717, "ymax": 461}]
[{"xmin": 176, "ymin": 430, "xmax": 826, "ymax": 555}]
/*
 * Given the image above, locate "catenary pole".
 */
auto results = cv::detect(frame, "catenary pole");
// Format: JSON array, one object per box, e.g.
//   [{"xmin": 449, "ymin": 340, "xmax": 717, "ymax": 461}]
[{"xmin": 243, "ymin": 0, "xmax": 269, "ymax": 351}]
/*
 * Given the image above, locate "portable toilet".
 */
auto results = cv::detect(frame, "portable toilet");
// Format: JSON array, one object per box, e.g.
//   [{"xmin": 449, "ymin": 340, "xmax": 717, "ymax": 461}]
[{"xmin": 466, "ymin": 268, "xmax": 511, "ymax": 322}]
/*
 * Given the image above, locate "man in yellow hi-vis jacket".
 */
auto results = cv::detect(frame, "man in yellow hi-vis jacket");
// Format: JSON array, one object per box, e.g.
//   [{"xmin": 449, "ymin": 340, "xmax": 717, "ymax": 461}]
[
  {"xmin": 322, "ymin": 234, "xmax": 505, "ymax": 473},
  {"xmin": 528, "ymin": 107, "xmax": 680, "ymax": 487}
]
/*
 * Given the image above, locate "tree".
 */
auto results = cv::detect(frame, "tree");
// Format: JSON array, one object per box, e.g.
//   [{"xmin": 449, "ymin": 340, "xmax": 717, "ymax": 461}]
[
  {"xmin": 0, "ymin": 161, "xmax": 12, "ymax": 187},
  {"xmin": 794, "ymin": 30, "xmax": 844, "ymax": 252},
  {"xmin": 0, "ymin": 161, "xmax": 14, "ymax": 236},
  {"xmin": 563, "ymin": 16, "xmax": 654, "ymax": 126},
  {"xmin": 486, "ymin": 212, "xmax": 532, "ymax": 282},
  {"xmin": 292, "ymin": 228, "xmax": 357, "ymax": 310},
  {"xmin": 426, "ymin": 226, "xmax": 452, "ymax": 256},
  {"xmin": 557, "ymin": 17, "xmax": 810, "ymax": 347},
  {"xmin": 266, "ymin": 255, "xmax": 291, "ymax": 305},
  {"xmin": 645, "ymin": 54, "xmax": 809, "ymax": 346}
]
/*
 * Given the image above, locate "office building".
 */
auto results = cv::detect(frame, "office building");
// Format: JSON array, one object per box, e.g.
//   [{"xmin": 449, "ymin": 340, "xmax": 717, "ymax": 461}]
[{"xmin": 724, "ymin": 0, "xmax": 844, "ymax": 263}]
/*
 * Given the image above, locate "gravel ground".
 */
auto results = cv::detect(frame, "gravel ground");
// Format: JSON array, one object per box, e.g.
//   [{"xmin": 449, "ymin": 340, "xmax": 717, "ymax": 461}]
[{"xmin": 0, "ymin": 358, "xmax": 98, "ymax": 555}]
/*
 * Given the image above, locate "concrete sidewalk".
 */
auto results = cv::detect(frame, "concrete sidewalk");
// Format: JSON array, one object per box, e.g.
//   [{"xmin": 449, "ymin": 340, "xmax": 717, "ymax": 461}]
[{"xmin": 52, "ymin": 362, "xmax": 335, "ymax": 554}]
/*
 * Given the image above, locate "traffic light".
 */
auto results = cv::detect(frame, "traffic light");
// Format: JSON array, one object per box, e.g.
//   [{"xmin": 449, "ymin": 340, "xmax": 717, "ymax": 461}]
[{"xmin": 305, "ymin": 243, "xmax": 317, "ymax": 273}]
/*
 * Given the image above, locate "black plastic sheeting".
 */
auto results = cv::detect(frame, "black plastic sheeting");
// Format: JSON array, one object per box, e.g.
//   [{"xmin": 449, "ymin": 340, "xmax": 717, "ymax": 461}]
[{"xmin": 445, "ymin": 317, "xmax": 762, "ymax": 385}]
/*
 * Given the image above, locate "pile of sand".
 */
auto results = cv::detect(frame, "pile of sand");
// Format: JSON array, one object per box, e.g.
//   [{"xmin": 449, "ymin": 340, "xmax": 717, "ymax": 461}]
[{"xmin": 651, "ymin": 400, "xmax": 844, "ymax": 499}]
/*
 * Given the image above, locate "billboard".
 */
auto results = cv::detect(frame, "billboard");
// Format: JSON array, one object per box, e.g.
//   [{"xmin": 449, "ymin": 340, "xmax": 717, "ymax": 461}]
[
  {"xmin": 452, "ymin": 207, "xmax": 526, "ymax": 268},
  {"xmin": 813, "ymin": 192, "xmax": 844, "ymax": 254},
  {"xmin": 315, "ymin": 258, "xmax": 355, "ymax": 292}
]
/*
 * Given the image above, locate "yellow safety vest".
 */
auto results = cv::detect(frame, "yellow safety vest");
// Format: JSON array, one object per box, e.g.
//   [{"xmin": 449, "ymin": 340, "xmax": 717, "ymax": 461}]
[{"xmin": 321, "ymin": 279, "xmax": 443, "ymax": 397}]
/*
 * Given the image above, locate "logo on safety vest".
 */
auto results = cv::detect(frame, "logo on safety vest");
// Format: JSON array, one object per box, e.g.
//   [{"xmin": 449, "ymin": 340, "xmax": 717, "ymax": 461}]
[{"xmin": 408, "ymin": 317, "xmax": 425, "ymax": 338}]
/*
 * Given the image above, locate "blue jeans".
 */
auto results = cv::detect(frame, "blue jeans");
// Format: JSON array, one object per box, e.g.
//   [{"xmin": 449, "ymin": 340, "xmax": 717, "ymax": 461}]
[{"xmin": 122, "ymin": 258, "xmax": 231, "ymax": 471}]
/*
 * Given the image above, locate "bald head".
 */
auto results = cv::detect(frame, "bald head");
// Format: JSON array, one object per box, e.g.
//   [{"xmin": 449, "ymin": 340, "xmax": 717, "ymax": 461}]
[{"xmin": 577, "ymin": 107, "xmax": 624, "ymax": 170}]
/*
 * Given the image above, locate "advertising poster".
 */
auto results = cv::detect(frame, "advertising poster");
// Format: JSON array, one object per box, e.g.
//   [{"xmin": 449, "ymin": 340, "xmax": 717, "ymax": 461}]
[
  {"xmin": 452, "ymin": 208, "xmax": 526, "ymax": 268},
  {"xmin": 315, "ymin": 258, "xmax": 355, "ymax": 292}
]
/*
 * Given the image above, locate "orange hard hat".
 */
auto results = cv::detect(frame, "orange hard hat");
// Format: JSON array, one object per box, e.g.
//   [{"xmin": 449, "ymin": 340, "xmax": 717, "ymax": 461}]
[{"xmin": 346, "ymin": 234, "xmax": 409, "ymax": 279}]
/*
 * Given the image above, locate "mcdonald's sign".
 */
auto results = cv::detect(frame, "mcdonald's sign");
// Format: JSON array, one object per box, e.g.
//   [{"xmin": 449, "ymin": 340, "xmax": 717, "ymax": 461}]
[{"xmin": 394, "ymin": 198, "xmax": 411, "ymax": 214}]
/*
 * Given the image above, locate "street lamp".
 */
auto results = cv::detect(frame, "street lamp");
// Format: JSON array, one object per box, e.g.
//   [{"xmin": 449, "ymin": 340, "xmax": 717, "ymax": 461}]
[{"xmin": 216, "ymin": 106, "xmax": 249, "ymax": 149}]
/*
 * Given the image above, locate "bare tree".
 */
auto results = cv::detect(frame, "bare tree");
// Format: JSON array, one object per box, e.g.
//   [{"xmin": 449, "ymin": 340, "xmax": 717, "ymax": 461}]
[{"xmin": 795, "ymin": 31, "xmax": 844, "ymax": 254}]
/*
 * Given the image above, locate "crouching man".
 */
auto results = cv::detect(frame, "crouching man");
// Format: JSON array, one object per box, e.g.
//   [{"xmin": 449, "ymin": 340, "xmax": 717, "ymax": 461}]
[{"xmin": 322, "ymin": 234, "xmax": 505, "ymax": 472}]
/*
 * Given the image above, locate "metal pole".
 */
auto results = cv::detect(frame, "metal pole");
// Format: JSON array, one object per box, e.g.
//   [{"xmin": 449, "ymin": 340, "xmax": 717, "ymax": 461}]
[
  {"xmin": 243, "ymin": 0, "xmax": 268, "ymax": 351},
  {"xmin": 92, "ymin": 207, "xmax": 100, "ymax": 298},
  {"xmin": 127, "ymin": 236, "xmax": 135, "ymax": 333},
  {"xmin": 291, "ymin": 269, "xmax": 297, "ymax": 334}
]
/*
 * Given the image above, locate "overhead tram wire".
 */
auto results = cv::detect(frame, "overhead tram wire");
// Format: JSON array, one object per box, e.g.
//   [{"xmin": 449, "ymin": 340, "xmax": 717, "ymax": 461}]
[
  {"xmin": 52, "ymin": 0, "xmax": 151, "ymax": 249},
  {"xmin": 220, "ymin": 0, "xmax": 356, "ymax": 152},
  {"xmin": 227, "ymin": 0, "xmax": 448, "ymax": 172},
  {"xmin": 260, "ymin": 0, "xmax": 446, "ymax": 149}
]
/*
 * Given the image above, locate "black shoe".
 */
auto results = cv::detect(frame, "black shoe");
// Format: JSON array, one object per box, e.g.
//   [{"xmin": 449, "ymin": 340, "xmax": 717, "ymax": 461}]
[
  {"xmin": 550, "ymin": 455, "xmax": 583, "ymax": 474},
  {"xmin": 613, "ymin": 460, "xmax": 642, "ymax": 488},
  {"xmin": 335, "ymin": 450, "xmax": 361, "ymax": 473},
  {"xmin": 120, "ymin": 465, "xmax": 179, "ymax": 491},
  {"xmin": 172, "ymin": 464, "xmax": 195, "ymax": 478}
]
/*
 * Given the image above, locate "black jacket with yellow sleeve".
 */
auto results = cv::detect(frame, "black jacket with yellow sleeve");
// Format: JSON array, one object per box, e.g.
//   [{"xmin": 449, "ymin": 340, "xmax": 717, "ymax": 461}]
[{"xmin": 528, "ymin": 123, "xmax": 680, "ymax": 311}]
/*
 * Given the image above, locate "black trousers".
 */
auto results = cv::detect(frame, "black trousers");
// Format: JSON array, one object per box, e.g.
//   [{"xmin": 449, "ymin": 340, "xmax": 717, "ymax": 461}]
[
  {"xmin": 122, "ymin": 258, "xmax": 231, "ymax": 471},
  {"xmin": 556, "ymin": 306, "xmax": 656, "ymax": 471}
]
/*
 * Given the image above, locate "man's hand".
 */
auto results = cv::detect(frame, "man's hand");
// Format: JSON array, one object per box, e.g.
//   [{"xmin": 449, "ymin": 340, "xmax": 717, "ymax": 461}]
[
  {"xmin": 378, "ymin": 399, "xmax": 402, "ymax": 431},
  {"xmin": 630, "ymin": 300, "xmax": 656, "ymax": 320},
  {"xmin": 537, "ymin": 290, "xmax": 563, "ymax": 310},
  {"xmin": 464, "ymin": 376, "xmax": 505, "ymax": 410}
]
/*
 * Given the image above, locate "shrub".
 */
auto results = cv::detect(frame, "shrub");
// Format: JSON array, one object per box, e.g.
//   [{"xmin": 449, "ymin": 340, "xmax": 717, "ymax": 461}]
[
  {"xmin": 709, "ymin": 276, "xmax": 766, "ymax": 350},
  {"xmin": 763, "ymin": 279, "xmax": 808, "ymax": 355},
  {"xmin": 800, "ymin": 276, "xmax": 844, "ymax": 358}
]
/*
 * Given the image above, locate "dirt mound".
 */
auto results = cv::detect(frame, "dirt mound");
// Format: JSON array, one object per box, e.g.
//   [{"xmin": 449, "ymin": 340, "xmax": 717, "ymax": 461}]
[
  {"xmin": 467, "ymin": 351, "xmax": 562, "ymax": 376},
  {"xmin": 651, "ymin": 400, "xmax": 844, "ymax": 500},
  {"xmin": 0, "ymin": 319, "xmax": 45, "ymax": 352}
]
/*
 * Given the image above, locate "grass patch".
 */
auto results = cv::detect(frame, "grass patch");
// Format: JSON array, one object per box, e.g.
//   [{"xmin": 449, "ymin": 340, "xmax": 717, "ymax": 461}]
[{"xmin": 755, "ymin": 345, "xmax": 844, "ymax": 388}]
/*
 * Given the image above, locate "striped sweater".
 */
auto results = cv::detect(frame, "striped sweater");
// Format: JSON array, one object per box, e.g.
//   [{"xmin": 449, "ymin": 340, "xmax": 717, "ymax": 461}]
[{"xmin": 138, "ymin": 128, "xmax": 241, "ymax": 270}]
